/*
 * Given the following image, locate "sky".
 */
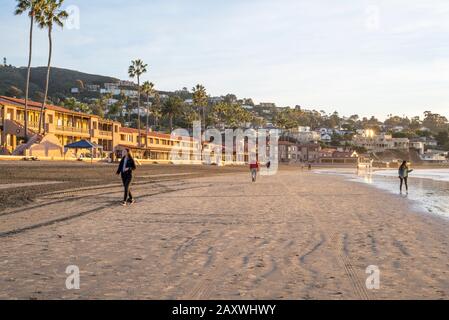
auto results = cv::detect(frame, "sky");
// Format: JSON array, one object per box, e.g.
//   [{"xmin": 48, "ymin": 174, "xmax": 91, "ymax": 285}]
[{"xmin": 1, "ymin": 0, "xmax": 449, "ymax": 120}]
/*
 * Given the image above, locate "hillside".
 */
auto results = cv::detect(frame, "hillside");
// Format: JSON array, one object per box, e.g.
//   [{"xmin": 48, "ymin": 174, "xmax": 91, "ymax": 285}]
[{"xmin": 0, "ymin": 65, "xmax": 118, "ymax": 101}]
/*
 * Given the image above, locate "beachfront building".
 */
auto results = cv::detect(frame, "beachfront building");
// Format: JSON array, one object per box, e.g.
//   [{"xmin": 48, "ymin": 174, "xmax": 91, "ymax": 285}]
[
  {"xmin": 420, "ymin": 149, "xmax": 449, "ymax": 163},
  {"xmin": 0, "ymin": 96, "xmax": 201, "ymax": 163},
  {"xmin": 278, "ymin": 141, "xmax": 297, "ymax": 163},
  {"xmin": 352, "ymin": 131, "xmax": 409, "ymax": 152},
  {"xmin": 318, "ymin": 149, "xmax": 358, "ymax": 165},
  {"xmin": 298, "ymin": 143, "xmax": 321, "ymax": 163},
  {"xmin": 0, "ymin": 96, "xmax": 121, "ymax": 157}
]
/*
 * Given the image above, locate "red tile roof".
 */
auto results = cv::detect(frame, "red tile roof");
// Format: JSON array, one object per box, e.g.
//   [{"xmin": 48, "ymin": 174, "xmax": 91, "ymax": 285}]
[{"xmin": 0, "ymin": 96, "xmax": 96, "ymax": 118}]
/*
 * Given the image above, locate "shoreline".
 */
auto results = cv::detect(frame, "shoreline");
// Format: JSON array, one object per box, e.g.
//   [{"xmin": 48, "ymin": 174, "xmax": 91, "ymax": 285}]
[{"xmin": 314, "ymin": 167, "xmax": 449, "ymax": 221}]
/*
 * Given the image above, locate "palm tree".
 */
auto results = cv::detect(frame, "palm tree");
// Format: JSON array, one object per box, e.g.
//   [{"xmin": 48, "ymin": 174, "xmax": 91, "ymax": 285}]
[
  {"xmin": 141, "ymin": 81, "xmax": 155, "ymax": 148},
  {"xmin": 128, "ymin": 59, "xmax": 148, "ymax": 147},
  {"xmin": 192, "ymin": 84, "xmax": 208, "ymax": 131},
  {"xmin": 152, "ymin": 92, "xmax": 162, "ymax": 129},
  {"xmin": 163, "ymin": 96, "xmax": 184, "ymax": 132},
  {"xmin": 14, "ymin": 0, "xmax": 44, "ymax": 139},
  {"xmin": 36, "ymin": 0, "xmax": 68, "ymax": 134}
]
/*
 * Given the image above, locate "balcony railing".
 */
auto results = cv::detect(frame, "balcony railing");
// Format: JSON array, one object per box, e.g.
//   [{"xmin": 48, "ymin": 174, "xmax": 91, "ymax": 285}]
[
  {"xmin": 56, "ymin": 125, "xmax": 89, "ymax": 134},
  {"xmin": 99, "ymin": 130, "xmax": 113, "ymax": 137},
  {"xmin": 16, "ymin": 119, "xmax": 40, "ymax": 129}
]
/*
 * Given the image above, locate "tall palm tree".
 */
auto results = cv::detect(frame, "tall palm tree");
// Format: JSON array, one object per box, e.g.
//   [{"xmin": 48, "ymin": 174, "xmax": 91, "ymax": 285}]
[
  {"xmin": 36, "ymin": 0, "xmax": 68, "ymax": 134},
  {"xmin": 141, "ymin": 81, "xmax": 155, "ymax": 148},
  {"xmin": 14, "ymin": 0, "xmax": 44, "ymax": 139},
  {"xmin": 128, "ymin": 59, "xmax": 148, "ymax": 147},
  {"xmin": 192, "ymin": 84, "xmax": 208, "ymax": 132},
  {"xmin": 163, "ymin": 96, "xmax": 184, "ymax": 132}
]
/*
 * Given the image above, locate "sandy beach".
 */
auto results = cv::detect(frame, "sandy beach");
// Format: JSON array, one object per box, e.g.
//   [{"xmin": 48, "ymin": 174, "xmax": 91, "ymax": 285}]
[{"xmin": 0, "ymin": 165, "xmax": 448, "ymax": 300}]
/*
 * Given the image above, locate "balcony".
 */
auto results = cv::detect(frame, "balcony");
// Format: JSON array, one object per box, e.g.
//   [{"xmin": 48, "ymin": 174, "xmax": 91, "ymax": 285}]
[
  {"xmin": 99, "ymin": 130, "xmax": 113, "ymax": 137},
  {"xmin": 56, "ymin": 125, "xmax": 89, "ymax": 134},
  {"xmin": 16, "ymin": 119, "xmax": 40, "ymax": 130}
]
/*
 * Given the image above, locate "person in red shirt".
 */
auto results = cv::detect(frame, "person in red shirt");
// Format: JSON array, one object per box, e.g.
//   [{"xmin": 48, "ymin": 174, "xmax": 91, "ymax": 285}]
[{"xmin": 249, "ymin": 160, "xmax": 260, "ymax": 182}]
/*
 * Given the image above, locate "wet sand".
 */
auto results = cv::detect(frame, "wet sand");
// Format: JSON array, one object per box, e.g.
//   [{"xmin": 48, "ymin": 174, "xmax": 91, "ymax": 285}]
[
  {"xmin": 0, "ymin": 167, "xmax": 448, "ymax": 299},
  {"xmin": 0, "ymin": 161, "xmax": 246, "ymax": 212}
]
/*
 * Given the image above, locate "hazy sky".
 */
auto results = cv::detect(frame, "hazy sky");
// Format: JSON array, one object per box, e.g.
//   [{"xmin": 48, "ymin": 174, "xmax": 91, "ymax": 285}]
[{"xmin": 2, "ymin": 0, "xmax": 449, "ymax": 119}]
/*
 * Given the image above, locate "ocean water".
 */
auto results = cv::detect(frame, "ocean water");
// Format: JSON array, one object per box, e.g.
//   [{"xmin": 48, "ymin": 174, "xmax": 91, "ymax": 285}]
[{"xmin": 315, "ymin": 168, "xmax": 449, "ymax": 220}]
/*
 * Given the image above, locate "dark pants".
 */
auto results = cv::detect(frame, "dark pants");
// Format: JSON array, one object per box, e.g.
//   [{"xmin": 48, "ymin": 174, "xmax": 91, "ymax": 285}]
[
  {"xmin": 121, "ymin": 173, "xmax": 133, "ymax": 202},
  {"xmin": 400, "ymin": 177, "xmax": 408, "ymax": 192}
]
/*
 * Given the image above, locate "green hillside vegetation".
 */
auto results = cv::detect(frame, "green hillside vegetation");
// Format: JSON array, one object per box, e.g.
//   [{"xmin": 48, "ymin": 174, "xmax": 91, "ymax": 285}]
[{"xmin": 0, "ymin": 65, "xmax": 118, "ymax": 102}]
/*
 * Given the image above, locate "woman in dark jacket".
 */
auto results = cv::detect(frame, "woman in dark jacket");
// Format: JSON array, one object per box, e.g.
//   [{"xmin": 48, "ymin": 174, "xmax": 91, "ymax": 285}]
[
  {"xmin": 398, "ymin": 160, "xmax": 413, "ymax": 194},
  {"xmin": 116, "ymin": 149, "xmax": 137, "ymax": 205}
]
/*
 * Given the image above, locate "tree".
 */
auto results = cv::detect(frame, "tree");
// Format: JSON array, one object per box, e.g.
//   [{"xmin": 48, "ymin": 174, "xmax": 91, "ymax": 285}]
[
  {"xmin": 6, "ymin": 86, "xmax": 23, "ymax": 98},
  {"xmin": 90, "ymin": 94, "xmax": 111, "ymax": 118},
  {"xmin": 163, "ymin": 96, "xmax": 184, "ymax": 132},
  {"xmin": 61, "ymin": 97, "xmax": 91, "ymax": 113},
  {"xmin": 36, "ymin": 0, "xmax": 68, "ymax": 134},
  {"xmin": 128, "ymin": 59, "xmax": 148, "ymax": 147},
  {"xmin": 141, "ymin": 81, "xmax": 155, "ymax": 148},
  {"xmin": 435, "ymin": 131, "xmax": 449, "ymax": 149},
  {"xmin": 152, "ymin": 92, "xmax": 162, "ymax": 130},
  {"xmin": 192, "ymin": 84, "xmax": 208, "ymax": 131},
  {"xmin": 14, "ymin": 0, "xmax": 45, "ymax": 139},
  {"xmin": 423, "ymin": 111, "xmax": 448, "ymax": 132},
  {"xmin": 210, "ymin": 102, "xmax": 254, "ymax": 129}
]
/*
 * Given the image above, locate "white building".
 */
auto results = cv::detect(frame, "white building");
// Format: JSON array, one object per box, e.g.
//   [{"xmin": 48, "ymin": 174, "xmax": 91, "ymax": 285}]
[
  {"xmin": 420, "ymin": 150, "xmax": 448, "ymax": 162},
  {"xmin": 352, "ymin": 132, "xmax": 409, "ymax": 152},
  {"xmin": 287, "ymin": 126, "xmax": 321, "ymax": 143},
  {"xmin": 321, "ymin": 133, "xmax": 332, "ymax": 143},
  {"xmin": 410, "ymin": 141, "xmax": 425, "ymax": 154}
]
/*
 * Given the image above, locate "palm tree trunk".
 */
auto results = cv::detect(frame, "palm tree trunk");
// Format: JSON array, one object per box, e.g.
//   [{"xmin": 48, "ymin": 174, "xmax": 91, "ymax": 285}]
[
  {"xmin": 169, "ymin": 114, "xmax": 173, "ymax": 132},
  {"xmin": 40, "ymin": 26, "xmax": 52, "ymax": 135},
  {"xmin": 137, "ymin": 77, "xmax": 141, "ymax": 147},
  {"xmin": 24, "ymin": 15, "xmax": 34, "ymax": 140},
  {"xmin": 202, "ymin": 106, "xmax": 205, "ymax": 132},
  {"xmin": 146, "ymin": 95, "xmax": 150, "ymax": 149}
]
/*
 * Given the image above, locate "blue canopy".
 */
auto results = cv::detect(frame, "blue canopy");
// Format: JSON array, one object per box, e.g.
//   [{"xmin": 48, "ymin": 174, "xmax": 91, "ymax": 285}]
[{"xmin": 64, "ymin": 140, "xmax": 102, "ymax": 149}]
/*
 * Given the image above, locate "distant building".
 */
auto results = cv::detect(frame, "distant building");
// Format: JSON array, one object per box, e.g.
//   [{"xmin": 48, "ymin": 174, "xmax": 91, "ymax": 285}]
[
  {"xmin": 86, "ymin": 84, "xmax": 100, "ymax": 92},
  {"xmin": 392, "ymin": 126, "xmax": 404, "ymax": 133},
  {"xmin": 278, "ymin": 141, "xmax": 297, "ymax": 162},
  {"xmin": 259, "ymin": 102, "xmax": 276, "ymax": 108},
  {"xmin": 298, "ymin": 143, "xmax": 321, "ymax": 163},
  {"xmin": 210, "ymin": 96, "xmax": 224, "ymax": 104},
  {"xmin": 420, "ymin": 150, "xmax": 448, "ymax": 162},
  {"xmin": 352, "ymin": 132, "xmax": 409, "ymax": 152},
  {"xmin": 321, "ymin": 133, "xmax": 332, "ymax": 143},
  {"xmin": 286, "ymin": 126, "xmax": 321, "ymax": 143},
  {"xmin": 409, "ymin": 140, "xmax": 425, "ymax": 154}
]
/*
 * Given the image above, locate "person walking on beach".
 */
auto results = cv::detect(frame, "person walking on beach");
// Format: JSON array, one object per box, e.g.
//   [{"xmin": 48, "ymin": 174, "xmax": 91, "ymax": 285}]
[
  {"xmin": 116, "ymin": 149, "xmax": 137, "ymax": 206},
  {"xmin": 398, "ymin": 160, "xmax": 413, "ymax": 194},
  {"xmin": 250, "ymin": 160, "xmax": 260, "ymax": 182}
]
